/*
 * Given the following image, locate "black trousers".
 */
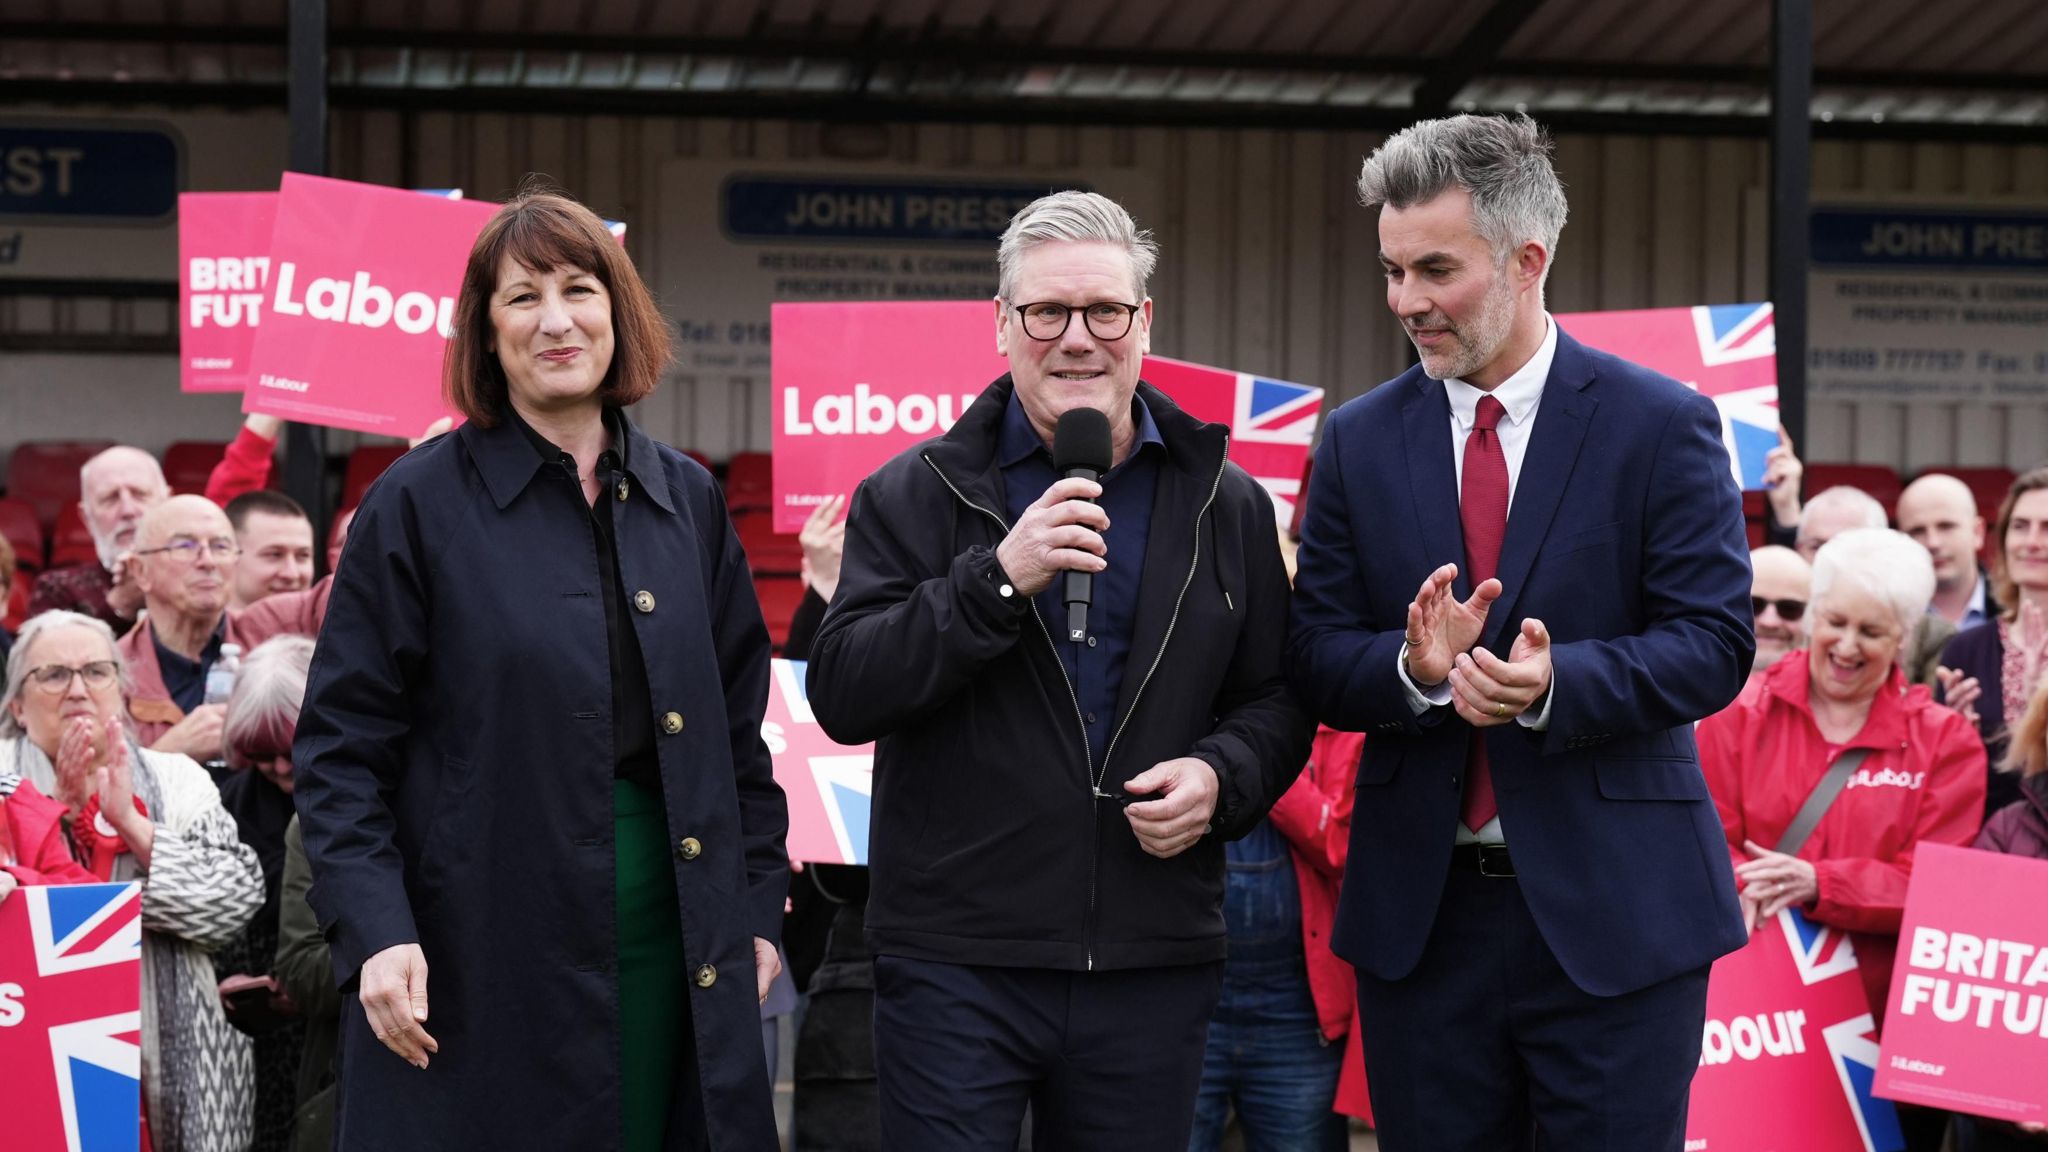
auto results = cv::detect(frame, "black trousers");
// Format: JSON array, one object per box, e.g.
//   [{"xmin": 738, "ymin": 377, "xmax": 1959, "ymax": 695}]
[
  {"xmin": 1357, "ymin": 867, "xmax": 1711, "ymax": 1152},
  {"xmin": 872, "ymin": 955, "xmax": 1223, "ymax": 1152}
]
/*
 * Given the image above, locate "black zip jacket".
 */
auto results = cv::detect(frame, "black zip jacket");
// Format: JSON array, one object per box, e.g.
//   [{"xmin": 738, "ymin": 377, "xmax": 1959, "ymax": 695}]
[{"xmin": 807, "ymin": 374, "xmax": 1313, "ymax": 971}]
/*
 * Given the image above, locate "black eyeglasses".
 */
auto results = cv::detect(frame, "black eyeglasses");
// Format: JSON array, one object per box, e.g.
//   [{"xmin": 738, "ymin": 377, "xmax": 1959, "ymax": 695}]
[
  {"xmin": 1011, "ymin": 301, "xmax": 1142, "ymax": 342},
  {"xmin": 1751, "ymin": 596, "xmax": 1807, "ymax": 622}
]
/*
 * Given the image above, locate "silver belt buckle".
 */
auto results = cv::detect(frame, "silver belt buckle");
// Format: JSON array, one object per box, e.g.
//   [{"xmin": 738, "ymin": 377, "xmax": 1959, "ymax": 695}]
[{"xmin": 1477, "ymin": 844, "xmax": 1514, "ymax": 878}]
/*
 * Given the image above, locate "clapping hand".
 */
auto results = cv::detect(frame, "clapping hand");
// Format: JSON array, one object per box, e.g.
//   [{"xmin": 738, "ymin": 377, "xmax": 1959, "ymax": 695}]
[
  {"xmin": 1404, "ymin": 563, "xmax": 1500, "ymax": 687},
  {"xmin": 1449, "ymin": 619, "xmax": 1553, "ymax": 728},
  {"xmin": 1935, "ymin": 666, "xmax": 1982, "ymax": 728}
]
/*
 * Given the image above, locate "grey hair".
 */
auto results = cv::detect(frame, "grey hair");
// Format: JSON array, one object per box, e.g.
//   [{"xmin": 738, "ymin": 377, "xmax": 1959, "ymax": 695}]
[
  {"xmin": 0, "ymin": 610, "xmax": 130, "ymax": 740},
  {"xmin": 78, "ymin": 445, "xmax": 167, "ymax": 499},
  {"xmin": 996, "ymin": 191, "xmax": 1159, "ymax": 303},
  {"xmin": 223, "ymin": 635, "xmax": 315, "ymax": 757},
  {"xmin": 1809, "ymin": 528, "xmax": 1936, "ymax": 667},
  {"xmin": 1357, "ymin": 114, "xmax": 1569, "ymax": 277},
  {"xmin": 1799, "ymin": 486, "xmax": 1889, "ymax": 536}
]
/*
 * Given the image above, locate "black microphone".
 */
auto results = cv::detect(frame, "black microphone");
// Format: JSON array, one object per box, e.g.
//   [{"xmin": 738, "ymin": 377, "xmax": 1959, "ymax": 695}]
[{"xmin": 1052, "ymin": 407, "xmax": 1113, "ymax": 643}]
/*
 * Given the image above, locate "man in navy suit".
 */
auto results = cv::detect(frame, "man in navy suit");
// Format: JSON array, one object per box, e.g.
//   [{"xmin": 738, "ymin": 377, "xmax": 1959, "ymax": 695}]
[{"xmin": 1288, "ymin": 114, "xmax": 1753, "ymax": 1150}]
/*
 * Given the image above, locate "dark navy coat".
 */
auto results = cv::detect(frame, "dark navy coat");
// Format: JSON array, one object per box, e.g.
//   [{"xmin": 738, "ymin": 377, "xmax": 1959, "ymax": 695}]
[{"xmin": 294, "ymin": 412, "xmax": 789, "ymax": 1151}]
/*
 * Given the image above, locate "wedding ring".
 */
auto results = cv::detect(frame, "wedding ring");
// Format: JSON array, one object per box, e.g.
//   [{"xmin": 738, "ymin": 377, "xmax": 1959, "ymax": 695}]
[{"xmin": 1494, "ymin": 701, "xmax": 1506, "ymax": 717}]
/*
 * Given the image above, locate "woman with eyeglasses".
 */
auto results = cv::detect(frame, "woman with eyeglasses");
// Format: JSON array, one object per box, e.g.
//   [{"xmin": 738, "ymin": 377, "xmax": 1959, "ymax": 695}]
[
  {"xmin": 1940, "ymin": 466, "xmax": 2048, "ymax": 824},
  {"xmin": 1699, "ymin": 529, "xmax": 1985, "ymax": 1152},
  {"xmin": 1, "ymin": 608, "xmax": 266, "ymax": 1151}
]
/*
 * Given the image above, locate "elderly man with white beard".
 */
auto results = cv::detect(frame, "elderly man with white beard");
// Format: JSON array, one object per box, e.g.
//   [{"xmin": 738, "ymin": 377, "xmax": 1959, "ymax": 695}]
[{"xmin": 28, "ymin": 445, "xmax": 168, "ymax": 630}]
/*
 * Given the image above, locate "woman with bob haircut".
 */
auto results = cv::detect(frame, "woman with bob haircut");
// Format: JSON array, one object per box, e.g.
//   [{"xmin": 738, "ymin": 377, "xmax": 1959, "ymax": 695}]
[{"xmin": 294, "ymin": 187, "xmax": 789, "ymax": 1152}]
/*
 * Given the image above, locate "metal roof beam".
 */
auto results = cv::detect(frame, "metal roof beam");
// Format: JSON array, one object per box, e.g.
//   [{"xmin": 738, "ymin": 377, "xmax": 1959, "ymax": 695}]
[
  {"xmin": 9, "ymin": 20, "xmax": 2048, "ymax": 96},
  {"xmin": 1411, "ymin": 0, "xmax": 1554, "ymax": 117},
  {"xmin": 16, "ymin": 77, "xmax": 2048, "ymax": 142}
]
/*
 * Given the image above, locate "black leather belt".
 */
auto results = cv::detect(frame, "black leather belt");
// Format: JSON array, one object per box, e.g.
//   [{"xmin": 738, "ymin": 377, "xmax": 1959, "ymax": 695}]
[{"xmin": 1449, "ymin": 842, "xmax": 1515, "ymax": 877}]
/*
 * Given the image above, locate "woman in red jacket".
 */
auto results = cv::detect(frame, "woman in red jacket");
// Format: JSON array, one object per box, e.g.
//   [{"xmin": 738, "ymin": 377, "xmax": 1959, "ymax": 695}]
[
  {"xmin": 1700, "ymin": 527, "xmax": 1985, "ymax": 1152},
  {"xmin": 0, "ymin": 769, "xmax": 102, "ymax": 896}
]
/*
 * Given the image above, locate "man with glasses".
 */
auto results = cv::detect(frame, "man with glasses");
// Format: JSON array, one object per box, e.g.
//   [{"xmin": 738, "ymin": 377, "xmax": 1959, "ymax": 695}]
[
  {"xmin": 114, "ymin": 495, "xmax": 262, "ymax": 763},
  {"xmin": 1748, "ymin": 545, "xmax": 1812, "ymax": 684},
  {"xmin": 807, "ymin": 190, "xmax": 1310, "ymax": 1150}
]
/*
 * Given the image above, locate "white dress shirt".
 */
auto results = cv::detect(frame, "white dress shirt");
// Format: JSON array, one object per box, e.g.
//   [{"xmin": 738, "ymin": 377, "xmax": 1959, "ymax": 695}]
[{"xmin": 1397, "ymin": 315, "xmax": 1560, "ymax": 844}]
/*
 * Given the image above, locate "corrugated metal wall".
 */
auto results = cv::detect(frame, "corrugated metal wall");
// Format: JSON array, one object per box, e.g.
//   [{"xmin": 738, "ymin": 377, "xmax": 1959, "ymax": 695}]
[
  {"xmin": 10, "ymin": 107, "xmax": 2048, "ymax": 475},
  {"xmin": 322, "ymin": 115, "xmax": 2048, "ymax": 470}
]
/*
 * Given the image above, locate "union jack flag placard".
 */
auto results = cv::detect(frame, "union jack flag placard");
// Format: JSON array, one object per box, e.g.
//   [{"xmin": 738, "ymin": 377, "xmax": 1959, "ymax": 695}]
[
  {"xmin": 1558, "ymin": 302, "xmax": 1779, "ymax": 491},
  {"xmin": 1, "ymin": 882, "xmax": 143, "ymax": 1152}
]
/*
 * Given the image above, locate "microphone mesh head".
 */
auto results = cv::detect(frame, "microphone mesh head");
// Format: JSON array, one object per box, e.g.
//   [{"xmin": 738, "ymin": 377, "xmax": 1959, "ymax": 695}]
[{"xmin": 1053, "ymin": 407, "xmax": 1114, "ymax": 476}]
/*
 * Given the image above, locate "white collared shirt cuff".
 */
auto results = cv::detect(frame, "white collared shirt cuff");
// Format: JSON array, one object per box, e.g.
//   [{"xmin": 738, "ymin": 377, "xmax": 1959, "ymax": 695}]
[
  {"xmin": 1518, "ymin": 679, "xmax": 1556, "ymax": 731},
  {"xmin": 1398, "ymin": 642, "xmax": 1454, "ymax": 716}
]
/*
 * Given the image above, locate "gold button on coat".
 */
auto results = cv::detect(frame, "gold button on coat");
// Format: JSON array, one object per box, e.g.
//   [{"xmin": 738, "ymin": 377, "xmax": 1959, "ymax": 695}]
[
  {"xmin": 633, "ymin": 590, "xmax": 655, "ymax": 613},
  {"xmin": 677, "ymin": 837, "xmax": 701, "ymax": 860},
  {"xmin": 694, "ymin": 964, "xmax": 717, "ymax": 988},
  {"xmin": 616, "ymin": 478, "xmax": 630, "ymax": 502},
  {"xmin": 661, "ymin": 711, "xmax": 684, "ymax": 734}
]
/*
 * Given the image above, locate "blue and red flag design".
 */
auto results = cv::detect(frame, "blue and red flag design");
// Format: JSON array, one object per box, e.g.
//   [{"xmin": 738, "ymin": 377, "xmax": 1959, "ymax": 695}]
[
  {"xmin": 1140, "ymin": 356, "xmax": 1324, "ymax": 528},
  {"xmin": 765, "ymin": 659, "xmax": 874, "ymax": 866},
  {"xmin": 1558, "ymin": 302, "xmax": 1779, "ymax": 491},
  {"xmin": 2, "ymin": 881, "xmax": 143, "ymax": 1152},
  {"xmin": 1687, "ymin": 908, "xmax": 1902, "ymax": 1152}
]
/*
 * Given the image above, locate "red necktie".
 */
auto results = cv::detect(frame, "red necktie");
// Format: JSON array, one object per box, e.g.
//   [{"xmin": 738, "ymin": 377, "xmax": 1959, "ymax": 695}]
[{"xmin": 1460, "ymin": 395, "xmax": 1509, "ymax": 831}]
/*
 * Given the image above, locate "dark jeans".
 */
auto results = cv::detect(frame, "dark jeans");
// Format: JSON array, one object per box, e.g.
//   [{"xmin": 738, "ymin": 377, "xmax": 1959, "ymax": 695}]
[{"xmin": 1190, "ymin": 820, "xmax": 1345, "ymax": 1152}]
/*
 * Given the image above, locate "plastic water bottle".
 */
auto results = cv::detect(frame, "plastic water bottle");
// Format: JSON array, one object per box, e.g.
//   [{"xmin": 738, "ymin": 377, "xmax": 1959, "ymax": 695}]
[{"xmin": 205, "ymin": 643, "xmax": 243, "ymax": 706}]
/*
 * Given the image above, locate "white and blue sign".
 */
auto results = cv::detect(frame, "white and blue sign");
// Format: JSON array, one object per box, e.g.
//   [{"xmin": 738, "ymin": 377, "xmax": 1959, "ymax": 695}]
[
  {"xmin": 0, "ymin": 123, "xmax": 181, "ymax": 223},
  {"xmin": 1808, "ymin": 203, "xmax": 2048, "ymax": 401},
  {"xmin": 722, "ymin": 177, "xmax": 1078, "ymax": 244},
  {"xmin": 1814, "ymin": 207, "xmax": 2048, "ymax": 271}
]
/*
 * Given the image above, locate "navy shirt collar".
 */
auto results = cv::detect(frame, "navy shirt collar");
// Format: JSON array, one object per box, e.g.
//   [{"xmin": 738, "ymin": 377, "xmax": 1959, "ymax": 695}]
[
  {"xmin": 153, "ymin": 614, "xmax": 226, "ymax": 713},
  {"xmin": 996, "ymin": 391, "xmax": 1165, "ymax": 472}
]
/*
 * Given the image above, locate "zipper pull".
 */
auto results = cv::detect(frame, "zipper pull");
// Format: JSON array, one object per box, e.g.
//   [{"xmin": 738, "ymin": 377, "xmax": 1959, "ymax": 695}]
[{"xmin": 1224, "ymin": 591, "xmax": 1235, "ymax": 611}]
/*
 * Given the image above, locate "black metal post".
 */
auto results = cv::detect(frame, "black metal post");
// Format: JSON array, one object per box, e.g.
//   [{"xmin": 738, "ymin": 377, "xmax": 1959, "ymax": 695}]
[
  {"xmin": 1770, "ymin": 0, "xmax": 1812, "ymax": 456},
  {"xmin": 286, "ymin": 0, "xmax": 331, "ymax": 564}
]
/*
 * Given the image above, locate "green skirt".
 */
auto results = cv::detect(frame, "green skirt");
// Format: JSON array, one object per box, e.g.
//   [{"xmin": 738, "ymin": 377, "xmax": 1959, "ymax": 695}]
[{"xmin": 615, "ymin": 778, "xmax": 690, "ymax": 1152}]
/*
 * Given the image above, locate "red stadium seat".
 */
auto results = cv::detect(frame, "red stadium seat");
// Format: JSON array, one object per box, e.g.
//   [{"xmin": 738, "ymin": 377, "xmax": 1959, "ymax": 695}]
[
  {"xmin": 49, "ymin": 504, "xmax": 99, "ymax": 570},
  {"xmin": 0, "ymin": 498, "xmax": 46, "ymax": 571},
  {"xmin": 162, "ymin": 441, "xmax": 231, "ymax": 497},
  {"xmin": 4, "ymin": 576, "xmax": 28, "ymax": 634},
  {"xmin": 753, "ymin": 574, "xmax": 807, "ymax": 652},
  {"xmin": 724, "ymin": 452, "xmax": 773, "ymax": 512},
  {"xmin": 342, "ymin": 445, "xmax": 408, "ymax": 510},
  {"xmin": 6, "ymin": 440, "xmax": 114, "ymax": 531},
  {"xmin": 1802, "ymin": 463, "xmax": 1902, "ymax": 518},
  {"xmin": 734, "ymin": 509, "xmax": 804, "ymax": 576}
]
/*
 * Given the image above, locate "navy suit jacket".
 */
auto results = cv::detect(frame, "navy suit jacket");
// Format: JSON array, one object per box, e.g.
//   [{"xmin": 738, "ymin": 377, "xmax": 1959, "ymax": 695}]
[{"xmin": 1288, "ymin": 329, "xmax": 1753, "ymax": 997}]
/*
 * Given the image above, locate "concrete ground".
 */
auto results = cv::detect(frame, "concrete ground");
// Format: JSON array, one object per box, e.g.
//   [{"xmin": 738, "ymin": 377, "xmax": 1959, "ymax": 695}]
[{"xmin": 769, "ymin": 1016, "xmax": 1381, "ymax": 1151}]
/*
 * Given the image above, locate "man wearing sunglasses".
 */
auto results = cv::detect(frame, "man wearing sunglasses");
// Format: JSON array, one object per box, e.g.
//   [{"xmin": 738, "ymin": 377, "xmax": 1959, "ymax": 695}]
[
  {"xmin": 113, "ymin": 495, "xmax": 325, "ymax": 767},
  {"xmin": 1749, "ymin": 545, "xmax": 1812, "ymax": 682},
  {"xmin": 808, "ymin": 190, "xmax": 1310, "ymax": 1151}
]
